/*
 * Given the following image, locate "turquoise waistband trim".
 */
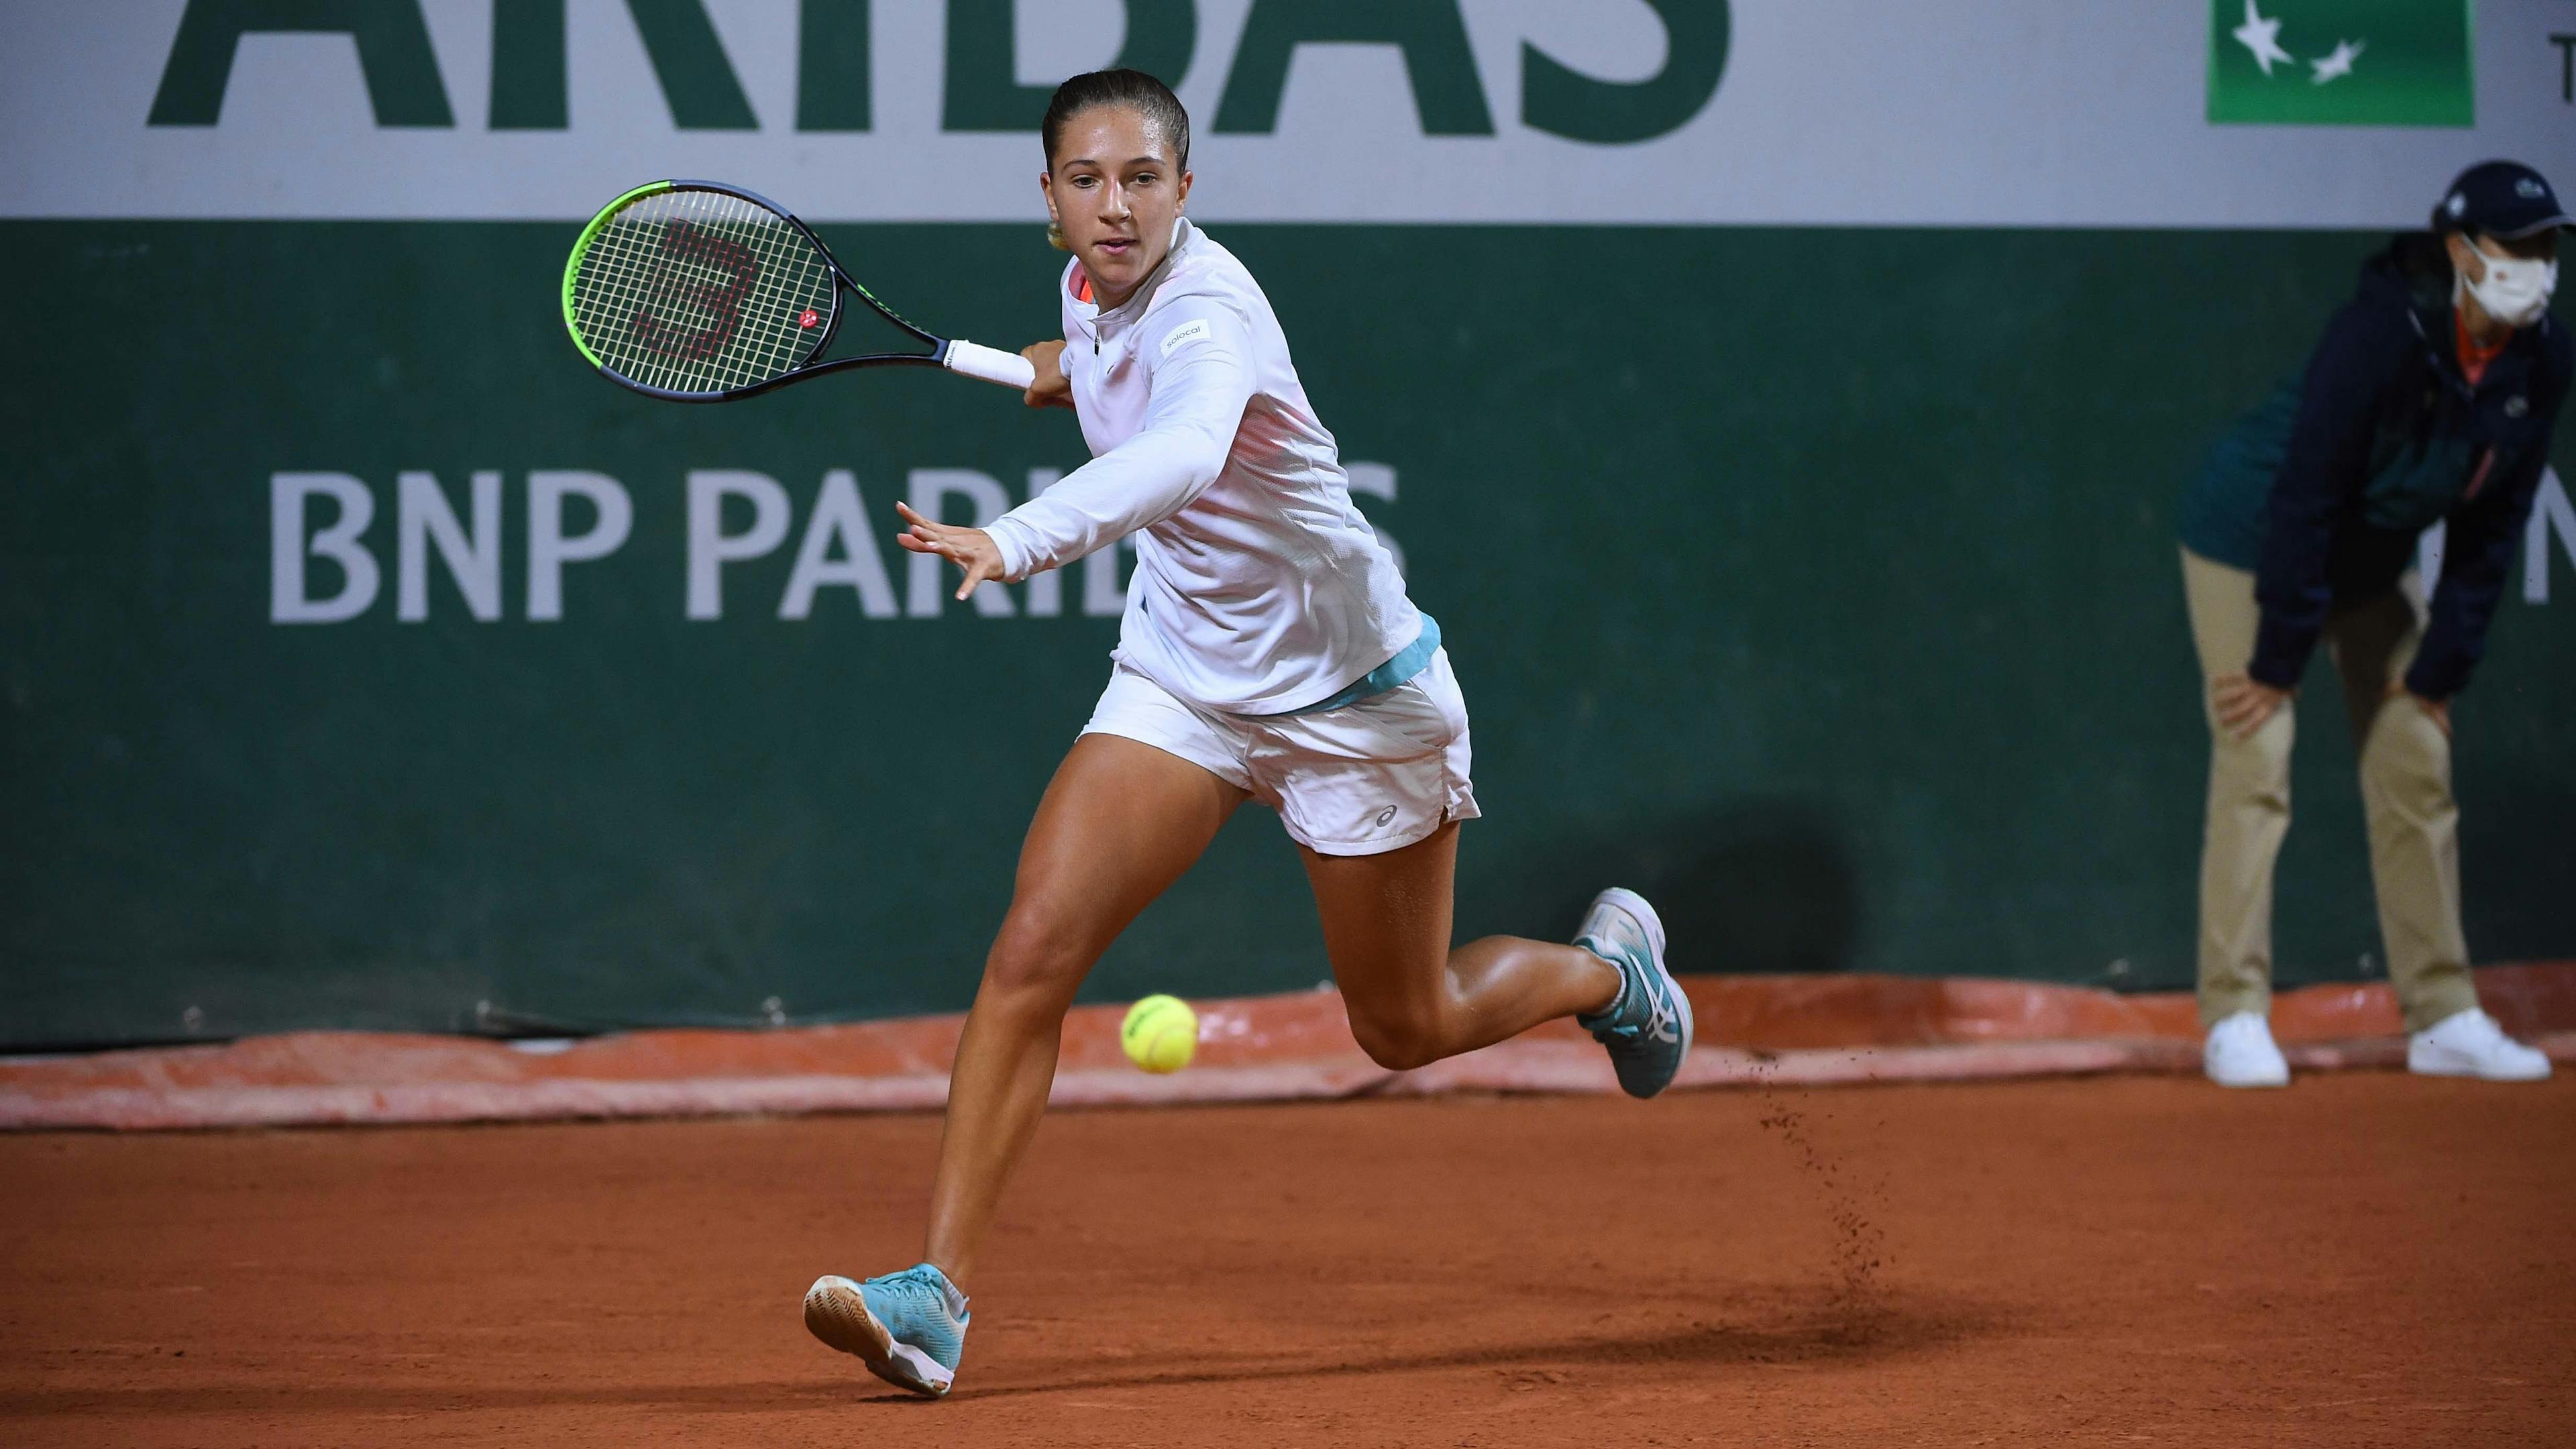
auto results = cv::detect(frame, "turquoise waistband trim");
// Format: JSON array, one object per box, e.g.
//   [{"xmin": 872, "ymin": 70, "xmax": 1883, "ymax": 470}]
[{"xmin": 1266, "ymin": 614, "xmax": 1441, "ymax": 718}]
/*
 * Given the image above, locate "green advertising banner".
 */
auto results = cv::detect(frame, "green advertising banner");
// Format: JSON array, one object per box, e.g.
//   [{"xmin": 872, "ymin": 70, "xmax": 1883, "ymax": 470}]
[
  {"xmin": 3, "ymin": 2, "xmax": 2571, "ymax": 1047},
  {"xmin": 2208, "ymin": 0, "xmax": 2477, "ymax": 127},
  {"xmin": 6, "ymin": 219, "xmax": 2573, "ymax": 1047}
]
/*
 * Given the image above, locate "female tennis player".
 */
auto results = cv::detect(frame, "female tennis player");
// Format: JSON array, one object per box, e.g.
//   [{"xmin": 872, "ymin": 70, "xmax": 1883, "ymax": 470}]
[{"xmin": 800, "ymin": 68, "xmax": 1692, "ymax": 1398}]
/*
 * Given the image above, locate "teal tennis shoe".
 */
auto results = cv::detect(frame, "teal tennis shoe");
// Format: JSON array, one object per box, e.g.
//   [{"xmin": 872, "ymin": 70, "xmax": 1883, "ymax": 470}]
[
  {"xmin": 1574, "ymin": 888, "xmax": 1693, "ymax": 1098},
  {"xmin": 804, "ymin": 1262, "xmax": 969, "ymax": 1397}
]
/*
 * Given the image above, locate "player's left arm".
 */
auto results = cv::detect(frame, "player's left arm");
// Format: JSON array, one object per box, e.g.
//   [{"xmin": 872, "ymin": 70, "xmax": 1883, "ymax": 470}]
[
  {"xmin": 897, "ymin": 302, "xmax": 1255, "ymax": 598},
  {"xmin": 2406, "ymin": 337, "xmax": 2572, "ymax": 705},
  {"xmin": 977, "ymin": 302, "xmax": 1256, "ymax": 581}
]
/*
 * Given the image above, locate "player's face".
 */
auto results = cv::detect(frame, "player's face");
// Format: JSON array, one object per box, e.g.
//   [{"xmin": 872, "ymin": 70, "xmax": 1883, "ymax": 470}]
[
  {"xmin": 1042, "ymin": 106, "xmax": 1191, "ymax": 309},
  {"xmin": 2451, "ymin": 229, "xmax": 2559, "ymax": 274}
]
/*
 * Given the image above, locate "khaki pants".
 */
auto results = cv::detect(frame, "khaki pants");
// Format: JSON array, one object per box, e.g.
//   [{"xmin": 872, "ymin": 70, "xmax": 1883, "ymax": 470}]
[{"xmin": 2180, "ymin": 547, "xmax": 2477, "ymax": 1032}]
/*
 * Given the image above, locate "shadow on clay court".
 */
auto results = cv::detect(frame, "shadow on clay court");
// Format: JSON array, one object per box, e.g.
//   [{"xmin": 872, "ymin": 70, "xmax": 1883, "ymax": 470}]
[
  {"xmin": 869, "ymin": 1284, "xmax": 1986, "ymax": 1405},
  {"xmin": 0, "ymin": 1285, "xmax": 1991, "ymax": 1417}
]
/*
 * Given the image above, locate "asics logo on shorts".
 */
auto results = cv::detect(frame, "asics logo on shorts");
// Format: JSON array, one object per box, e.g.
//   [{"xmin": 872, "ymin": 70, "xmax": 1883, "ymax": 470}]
[{"xmin": 1374, "ymin": 804, "xmax": 1398, "ymax": 828}]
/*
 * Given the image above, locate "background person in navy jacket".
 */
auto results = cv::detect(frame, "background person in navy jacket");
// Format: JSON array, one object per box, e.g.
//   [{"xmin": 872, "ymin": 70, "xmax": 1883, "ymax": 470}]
[{"xmin": 2176, "ymin": 160, "xmax": 2569, "ymax": 1088}]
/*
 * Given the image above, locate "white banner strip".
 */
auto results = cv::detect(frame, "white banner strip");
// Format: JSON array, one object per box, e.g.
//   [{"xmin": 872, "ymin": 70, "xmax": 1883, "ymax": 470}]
[{"xmin": 1, "ymin": 0, "xmax": 2569, "ymax": 227}]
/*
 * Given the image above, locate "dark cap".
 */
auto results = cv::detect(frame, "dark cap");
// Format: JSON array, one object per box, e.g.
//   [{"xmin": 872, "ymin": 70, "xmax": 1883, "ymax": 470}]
[{"xmin": 2433, "ymin": 160, "xmax": 2575, "ymax": 240}]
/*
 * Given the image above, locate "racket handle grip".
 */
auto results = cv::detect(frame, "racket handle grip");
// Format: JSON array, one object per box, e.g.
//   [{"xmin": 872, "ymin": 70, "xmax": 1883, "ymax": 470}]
[{"xmin": 942, "ymin": 339, "xmax": 1038, "ymax": 391}]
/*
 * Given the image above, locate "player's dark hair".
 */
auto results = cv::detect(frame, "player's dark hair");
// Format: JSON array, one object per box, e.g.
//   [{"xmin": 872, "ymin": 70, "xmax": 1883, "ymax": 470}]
[{"xmin": 1041, "ymin": 68, "xmax": 1190, "ymax": 176}]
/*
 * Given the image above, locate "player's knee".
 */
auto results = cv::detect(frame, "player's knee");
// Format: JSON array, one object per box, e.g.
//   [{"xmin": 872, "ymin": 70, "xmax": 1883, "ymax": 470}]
[
  {"xmin": 2214, "ymin": 727, "xmax": 2293, "ymax": 799},
  {"xmin": 2361, "ymin": 751, "xmax": 2456, "ymax": 823},
  {"xmin": 2240, "ymin": 722, "xmax": 2294, "ymax": 775},
  {"xmin": 1346, "ymin": 1008, "xmax": 1442, "ymax": 1072},
  {"xmin": 981, "ymin": 910, "xmax": 1093, "ymax": 1003}
]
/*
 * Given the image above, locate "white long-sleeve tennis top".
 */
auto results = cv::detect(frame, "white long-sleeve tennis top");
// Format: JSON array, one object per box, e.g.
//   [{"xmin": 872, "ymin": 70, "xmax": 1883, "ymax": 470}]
[{"xmin": 979, "ymin": 219, "xmax": 1419, "ymax": 715}]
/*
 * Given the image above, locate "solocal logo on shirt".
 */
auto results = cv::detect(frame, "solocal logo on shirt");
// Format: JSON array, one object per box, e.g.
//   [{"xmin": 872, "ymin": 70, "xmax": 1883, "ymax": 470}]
[
  {"xmin": 2206, "ymin": 0, "xmax": 2472, "ymax": 127},
  {"xmin": 144, "ymin": 0, "xmax": 1729, "ymax": 145}
]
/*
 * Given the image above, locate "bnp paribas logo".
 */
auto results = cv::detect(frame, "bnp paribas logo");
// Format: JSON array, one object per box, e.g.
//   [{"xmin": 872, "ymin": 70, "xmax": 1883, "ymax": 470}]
[{"xmin": 2208, "ymin": 0, "xmax": 2473, "ymax": 126}]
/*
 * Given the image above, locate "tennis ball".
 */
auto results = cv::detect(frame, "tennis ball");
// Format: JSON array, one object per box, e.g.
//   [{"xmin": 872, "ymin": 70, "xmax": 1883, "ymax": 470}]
[{"xmin": 1120, "ymin": 994, "xmax": 1197, "ymax": 1074}]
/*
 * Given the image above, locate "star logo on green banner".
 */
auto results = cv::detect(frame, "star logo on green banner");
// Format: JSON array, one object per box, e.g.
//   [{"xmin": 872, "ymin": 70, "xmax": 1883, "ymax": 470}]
[{"xmin": 2208, "ymin": 0, "xmax": 2473, "ymax": 126}]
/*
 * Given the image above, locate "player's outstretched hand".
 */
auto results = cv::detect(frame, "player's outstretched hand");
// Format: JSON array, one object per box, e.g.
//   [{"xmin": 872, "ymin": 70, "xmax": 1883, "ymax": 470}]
[
  {"xmin": 894, "ymin": 502, "xmax": 1004, "ymax": 600},
  {"xmin": 1020, "ymin": 339, "xmax": 1075, "ymax": 411}
]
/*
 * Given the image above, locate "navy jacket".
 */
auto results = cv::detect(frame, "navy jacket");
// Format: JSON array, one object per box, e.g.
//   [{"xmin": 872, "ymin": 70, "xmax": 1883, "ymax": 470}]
[{"xmin": 2177, "ymin": 235, "xmax": 2571, "ymax": 698}]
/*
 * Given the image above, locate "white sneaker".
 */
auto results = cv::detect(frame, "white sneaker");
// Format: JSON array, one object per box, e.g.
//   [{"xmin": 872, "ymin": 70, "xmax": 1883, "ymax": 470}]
[
  {"xmin": 2408, "ymin": 1008, "xmax": 2553, "ymax": 1081},
  {"xmin": 2204, "ymin": 1011, "xmax": 2290, "ymax": 1088}
]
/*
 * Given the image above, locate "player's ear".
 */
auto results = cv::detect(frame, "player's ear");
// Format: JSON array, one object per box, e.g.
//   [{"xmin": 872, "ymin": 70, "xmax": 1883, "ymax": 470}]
[
  {"xmin": 1040, "ymin": 174, "xmax": 1073, "ymax": 251},
  {"xmin": 2444, "ymin": 229, "xmax": 2481, "ymax": 282},
  {"xmin": 1176, "ymin": 169, "xmax": 1193, "ymax": 208}
]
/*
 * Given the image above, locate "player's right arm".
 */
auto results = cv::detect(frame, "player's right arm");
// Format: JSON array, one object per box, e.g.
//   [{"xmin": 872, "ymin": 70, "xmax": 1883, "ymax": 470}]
[
  {"xmin": 2247, "ymin": 303, "xmax": 2405, "ymax": 690},
  {"xmin": 1020, "ymin": 339, "xmax": 1075, "ymax": 411}
]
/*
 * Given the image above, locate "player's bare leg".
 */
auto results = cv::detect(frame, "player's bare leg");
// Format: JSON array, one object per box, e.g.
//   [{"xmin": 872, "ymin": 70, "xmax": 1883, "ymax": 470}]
[
  {"xmin": 1297, "ymin": 821, "xmax": 1629, "ymax": 1053},
  {"xmin": 922, "ymin": 733, "xmax": 1244, "ymax": 1278},
  {"xmin": 806, "ymin": 733, "xmax": 1242, "ymax": 1395},
  {"xmin": 1304, "ymin": 824, "xmax": 1690, "ymax": 1095}
]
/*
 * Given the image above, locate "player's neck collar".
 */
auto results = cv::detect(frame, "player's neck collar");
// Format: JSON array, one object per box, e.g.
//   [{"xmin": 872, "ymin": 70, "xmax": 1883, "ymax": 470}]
[{"xmin": 1097, "ymin": 218, "xmax": 1195, "ymax": 322}]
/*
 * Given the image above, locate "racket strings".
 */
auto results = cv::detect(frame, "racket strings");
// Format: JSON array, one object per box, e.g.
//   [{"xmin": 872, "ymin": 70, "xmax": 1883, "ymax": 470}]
[
  {"xmin": 649, "ymin": 191, "xmax": 819, "ymax": 392},
  {"xmin": 570, "ymin": 188, "xmax": 840, "ymax": 396},
  {"xmin": 610, "ymin": 193, "xmax": 811, "ymax": 392}
]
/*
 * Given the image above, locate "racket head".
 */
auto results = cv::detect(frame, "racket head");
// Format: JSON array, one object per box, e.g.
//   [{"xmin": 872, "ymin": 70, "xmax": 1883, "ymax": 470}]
[{"xmin": 561, "ymin": 180, "xmax": 847, "ymax": 400}]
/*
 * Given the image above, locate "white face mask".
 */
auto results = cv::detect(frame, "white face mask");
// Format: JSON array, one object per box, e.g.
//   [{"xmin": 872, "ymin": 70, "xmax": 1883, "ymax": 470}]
[{"xmin": 2459, "ymin": 241, "xmax": 2557, "ymax": 329}]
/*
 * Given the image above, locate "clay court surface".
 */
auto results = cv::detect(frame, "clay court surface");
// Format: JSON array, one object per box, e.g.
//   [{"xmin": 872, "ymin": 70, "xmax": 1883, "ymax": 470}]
[{"xmin": 4, "ymin": 1073, "xmax": 2569, "ymax": 1448}]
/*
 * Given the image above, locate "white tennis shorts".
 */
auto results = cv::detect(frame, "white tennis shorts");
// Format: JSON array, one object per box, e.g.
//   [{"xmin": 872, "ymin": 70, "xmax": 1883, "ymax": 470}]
[{"xmin": 1081, "ymin": 649, "xmax": 1481, "ymax": 856}]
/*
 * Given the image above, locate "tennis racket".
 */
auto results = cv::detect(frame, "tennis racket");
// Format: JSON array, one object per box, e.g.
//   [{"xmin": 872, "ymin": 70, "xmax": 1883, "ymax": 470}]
[{"xmin": 561, "ymin": 179, "xmax": 1037, "ymax": 402}]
